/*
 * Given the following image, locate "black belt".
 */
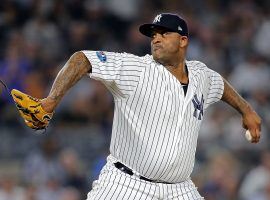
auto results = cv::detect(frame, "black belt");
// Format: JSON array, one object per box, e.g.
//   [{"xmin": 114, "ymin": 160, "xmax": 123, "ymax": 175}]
[{"xmin": 114, "ymin": 162, "xmax": 172, "ymax": 184}]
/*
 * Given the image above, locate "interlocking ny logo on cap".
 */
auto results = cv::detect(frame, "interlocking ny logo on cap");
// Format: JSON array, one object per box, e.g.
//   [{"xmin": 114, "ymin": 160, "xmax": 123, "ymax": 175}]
[{"xmin": 153, "ymin": 14, "xmax": 162, "ymax": 23}]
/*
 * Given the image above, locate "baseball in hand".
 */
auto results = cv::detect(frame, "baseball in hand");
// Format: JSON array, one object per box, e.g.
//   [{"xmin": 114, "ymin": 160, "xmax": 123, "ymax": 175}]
[{"xmin": 245, "ymin": 130, "xmax": 252, "ymax": 142}]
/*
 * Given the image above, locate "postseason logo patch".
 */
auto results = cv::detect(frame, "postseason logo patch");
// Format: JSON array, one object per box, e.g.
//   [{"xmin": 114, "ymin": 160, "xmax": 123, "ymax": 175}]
[{"xmin": 96, "ymin": 51, "xmax": 107, "ymax": 62}]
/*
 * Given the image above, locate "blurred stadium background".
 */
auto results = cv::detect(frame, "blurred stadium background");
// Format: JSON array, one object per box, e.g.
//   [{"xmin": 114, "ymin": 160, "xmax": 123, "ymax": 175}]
[{"xmin": 0, "ymin": 0, "xmax": 270, "ymax": 199}]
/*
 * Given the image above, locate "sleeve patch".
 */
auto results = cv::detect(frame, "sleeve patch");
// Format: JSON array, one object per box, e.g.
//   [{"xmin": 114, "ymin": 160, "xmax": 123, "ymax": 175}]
[{"xmin": 96, "ymin": 51, "xmax": 107, "ymax": 62}]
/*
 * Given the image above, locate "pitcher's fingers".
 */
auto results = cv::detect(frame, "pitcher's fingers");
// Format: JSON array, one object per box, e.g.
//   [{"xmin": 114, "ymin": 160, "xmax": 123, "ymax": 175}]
[
  {"xmin": 251, "ymin": 129, "xmax": 260, "ymax": 143},
  {"xmin": 255, "ymin": 128, "xmax": 261, "ymax": 142}
]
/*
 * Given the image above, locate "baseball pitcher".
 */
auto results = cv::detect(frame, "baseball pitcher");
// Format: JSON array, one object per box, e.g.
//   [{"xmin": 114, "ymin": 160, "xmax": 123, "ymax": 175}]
[{"xmin": 7, "ymin": 13, "xmax": 261, "ymax": 199}]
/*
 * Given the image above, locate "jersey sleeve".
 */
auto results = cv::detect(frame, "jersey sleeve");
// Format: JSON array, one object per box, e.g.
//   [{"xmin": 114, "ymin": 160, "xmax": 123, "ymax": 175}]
[
  {"xmin": 81, "ymin": 50, "xmax": 143, "ymax": 99},
  {"xmin": 205, "ymin": 69, "xmax": 224, "ymax": 108}
]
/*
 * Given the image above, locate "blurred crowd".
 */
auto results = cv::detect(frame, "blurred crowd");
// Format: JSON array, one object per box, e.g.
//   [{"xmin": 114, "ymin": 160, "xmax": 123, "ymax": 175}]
[{"xmin": 0, "ymin": 0, "xmax": 269, "ymax": 199}]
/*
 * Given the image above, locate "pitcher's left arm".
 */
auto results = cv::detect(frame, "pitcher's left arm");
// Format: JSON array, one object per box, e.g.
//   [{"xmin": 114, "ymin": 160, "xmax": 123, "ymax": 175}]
[{"xmin": 221, "ymin": 78, "xmax": 261, "ymax": 143}]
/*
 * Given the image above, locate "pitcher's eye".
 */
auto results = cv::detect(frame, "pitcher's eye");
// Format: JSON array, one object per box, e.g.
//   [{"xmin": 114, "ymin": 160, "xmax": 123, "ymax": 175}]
[
  {"xmin": 162, "ymin": 31, "xmax": 172, "ymax": 36},
  {"xmin": 150, "ymin": 32, "xmax": 156, "ymax": 38}
]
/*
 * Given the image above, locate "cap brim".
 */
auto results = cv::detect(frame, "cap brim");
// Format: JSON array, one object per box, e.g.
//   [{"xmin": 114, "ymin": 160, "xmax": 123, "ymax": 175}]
[{"xmin": 139, "ymin": 23, "xmax": 174, "ymax": 37}]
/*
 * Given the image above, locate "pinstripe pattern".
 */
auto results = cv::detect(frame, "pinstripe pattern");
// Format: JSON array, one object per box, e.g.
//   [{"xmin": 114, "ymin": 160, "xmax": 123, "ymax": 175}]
[
  {"xmin": 82, "ymin": 51, "xmax": 223, "ymax": 199},
  {"xmin": 87, "ymin": 155, "xmax": 204, "ymax": 200}
]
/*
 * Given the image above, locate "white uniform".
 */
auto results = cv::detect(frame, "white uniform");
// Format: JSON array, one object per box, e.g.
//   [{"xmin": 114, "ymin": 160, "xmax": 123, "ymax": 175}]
[{"xmin": 82, "ymin": 50, "xmax": 224, "ymax": 200}]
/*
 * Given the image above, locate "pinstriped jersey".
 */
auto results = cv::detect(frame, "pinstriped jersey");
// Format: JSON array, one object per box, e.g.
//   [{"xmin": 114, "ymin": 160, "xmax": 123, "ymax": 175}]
[{"xmin": 82, "ymin": 50, "xmax": 224, "ymax": 183}]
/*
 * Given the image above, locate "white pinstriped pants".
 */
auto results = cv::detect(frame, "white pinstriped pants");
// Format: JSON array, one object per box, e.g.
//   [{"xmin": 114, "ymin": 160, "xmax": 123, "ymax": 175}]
[{"xmin": 87, "ymin": 155, "xmax": 204, "ymax": 200}]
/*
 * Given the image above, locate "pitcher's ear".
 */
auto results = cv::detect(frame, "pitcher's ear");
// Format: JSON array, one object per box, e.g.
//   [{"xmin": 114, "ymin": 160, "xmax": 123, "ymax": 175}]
[{"xmin": 180, "ymin": 36, "xmax": 188, "ymax": 48}]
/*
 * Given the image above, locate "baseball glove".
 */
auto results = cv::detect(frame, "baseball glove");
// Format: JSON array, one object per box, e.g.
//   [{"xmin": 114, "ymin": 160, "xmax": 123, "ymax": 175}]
[{"xmin": 11, "ymin": 89, "xmax": 53, "ymax": 130}]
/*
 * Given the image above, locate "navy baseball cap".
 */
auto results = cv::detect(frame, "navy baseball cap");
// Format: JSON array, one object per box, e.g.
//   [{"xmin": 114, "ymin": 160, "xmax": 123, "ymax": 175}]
[{"xmin": 139, "ymin": 13, "xmax": 188, "ymax": 37}]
